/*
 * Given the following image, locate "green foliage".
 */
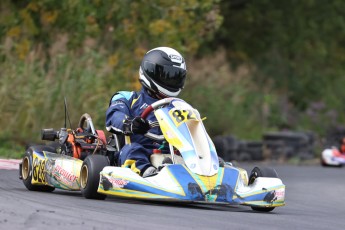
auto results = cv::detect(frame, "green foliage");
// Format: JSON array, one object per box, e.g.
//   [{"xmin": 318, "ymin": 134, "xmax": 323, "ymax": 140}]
[
  {"xmin": 196, "ymin": 0, "xmax": 345, "ymax": 141},
  {"xmin": 1, "ymin": 0, "xmax": 222, "ymax": 55},
  {"xmin": 217, "ymin": 0, "xmax": 345, "ymax": 110},
  {"xmin": 0, "ymin": 50, "xmax": 111, "ymax": 143},
  {"xmin": 0, "ymin": 138, "xmax": 24, "ymax": 159},
  {"xmin": 2, "ymin": 0, "xmax": 345, "ymax": 158},
  {"xmin": 0, "ymin": 0, "xmax": 222, "ymax": 151},
  {"xmin": 182, "ymin": 51, "xmax": 266, "ymax": 139}
]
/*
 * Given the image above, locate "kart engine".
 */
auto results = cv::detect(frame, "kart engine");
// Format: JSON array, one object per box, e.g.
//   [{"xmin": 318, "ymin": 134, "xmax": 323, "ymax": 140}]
[{"xmin": 41, "ymin": 127, "xmax": 107, "ymax": 160}]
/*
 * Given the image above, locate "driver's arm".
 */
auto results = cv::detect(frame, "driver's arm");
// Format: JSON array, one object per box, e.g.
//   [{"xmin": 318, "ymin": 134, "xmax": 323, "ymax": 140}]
[{"xmin": 105, "ymin": 93, "xmax": 131, "ymax": 134}]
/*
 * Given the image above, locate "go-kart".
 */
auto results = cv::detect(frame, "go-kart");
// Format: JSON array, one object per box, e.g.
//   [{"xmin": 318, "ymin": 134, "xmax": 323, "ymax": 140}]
[
  {"xmin": 19, "ymin": 113, "xmax": 109, "ymax": 192},
  {"xmin": 20, "ymin": 98, "xmax": 285, "ymax": 212},
  {"xmin": 321, "ymin": 147, "xmax": 345, "ymax": 167}
]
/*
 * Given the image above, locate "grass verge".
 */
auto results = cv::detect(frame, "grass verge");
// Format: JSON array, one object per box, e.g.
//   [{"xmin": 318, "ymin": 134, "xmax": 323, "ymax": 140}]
[{"xmin": 0, "ymin": 146, "xmax": 24, "ymax": 159}]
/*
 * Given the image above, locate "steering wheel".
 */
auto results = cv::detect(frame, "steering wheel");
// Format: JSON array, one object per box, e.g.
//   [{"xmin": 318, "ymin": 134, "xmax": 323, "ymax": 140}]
[
  {"xmin": 77, "ymin": 113, "xmax": 97, "ymax": 135},
  {"xmin": 140, "ymin": 98, "xmax": 175, "ymax": 141}
]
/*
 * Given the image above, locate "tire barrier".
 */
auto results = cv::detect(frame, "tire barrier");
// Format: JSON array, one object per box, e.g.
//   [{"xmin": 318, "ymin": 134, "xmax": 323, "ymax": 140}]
[
  {"xmin": 324, "ymin": 126, "xmax": 345, "ymax": 149},
  {"xmin": 212, "ymin": 131, "xmax": 315, "ymax": 162},
  {"xmin": 212, "ymin": 136, "xmax": 263, "ymax": 162},
  {"xmin": 238, "ymin": 141, "xmax": 263, "ymax": 161},
  {"xmin": 263, "ymin": 131, "xmax": 315, "ymax": 161},
  {"xmin": 212, "ymin": 135, "xmax": 239, "ymax": 161}
]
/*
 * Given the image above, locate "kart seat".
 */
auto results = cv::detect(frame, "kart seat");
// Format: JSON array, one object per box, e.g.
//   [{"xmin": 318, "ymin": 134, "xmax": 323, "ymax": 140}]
[
  {"xmin": 110, "ymin": 134, "xmax": 125, "ymax": 152},
  {"xmin": 105, "ymin": 134, "xmax": 125, "ymax": 166}
]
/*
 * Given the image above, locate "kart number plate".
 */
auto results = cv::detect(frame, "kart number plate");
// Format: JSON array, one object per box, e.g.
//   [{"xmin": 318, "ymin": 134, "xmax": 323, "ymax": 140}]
[
  {"xmin": 169, "ymin": 109, "xmax": 198, "ymax": 126},
  {"xmin": 32, "ymin": 155, "xmax": 47, "ymax": 184}
]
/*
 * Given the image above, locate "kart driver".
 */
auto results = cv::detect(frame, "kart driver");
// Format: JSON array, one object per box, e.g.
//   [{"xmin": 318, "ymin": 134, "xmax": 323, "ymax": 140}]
[
  {"xmin": 105, "ymin": 47, "xmax": 187, "ymax": 177},
  {"xmin": 338, "ymin": 137, "xmax": 345, "ymax": 154}
]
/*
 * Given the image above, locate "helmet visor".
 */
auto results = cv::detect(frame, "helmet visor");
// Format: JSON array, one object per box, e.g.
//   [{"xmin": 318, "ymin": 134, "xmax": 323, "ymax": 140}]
[{"xmin": 143, "ymin": 61, "xmax": 186, "ymax": 89}]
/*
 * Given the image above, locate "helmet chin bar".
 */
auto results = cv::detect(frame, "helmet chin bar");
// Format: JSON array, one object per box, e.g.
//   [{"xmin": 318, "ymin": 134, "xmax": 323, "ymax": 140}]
[
  {"xmin": 145, "ymin": 87, "xmax": 169, "ymax": 100},
  {"xmin": 152, "ymin": 80, "xmax": 181, "ymax": 97},
  {"xmin": 145, "ymin": 88, "xmax": 162, "ymax": 99},
  {"xmin": 139, "ymin": 72, "xmax": 181, "ymax": 98}
]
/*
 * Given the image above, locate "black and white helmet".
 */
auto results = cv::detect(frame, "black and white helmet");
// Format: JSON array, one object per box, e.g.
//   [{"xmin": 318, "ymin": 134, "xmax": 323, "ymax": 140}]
[{"xmin": 139, "ymin": 47, "xmax": 187, "ymax": 98}]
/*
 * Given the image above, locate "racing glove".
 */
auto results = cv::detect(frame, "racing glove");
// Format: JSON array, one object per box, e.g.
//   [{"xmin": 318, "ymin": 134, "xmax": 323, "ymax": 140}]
[{"xmin": 123, "ymin": 116, "xmax": 150, "ymax": 135}]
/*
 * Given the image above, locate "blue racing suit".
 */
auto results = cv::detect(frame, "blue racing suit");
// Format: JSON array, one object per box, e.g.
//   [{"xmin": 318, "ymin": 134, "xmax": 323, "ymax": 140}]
[{"xmin": 105, "ymin": 88, "xmax": 163, "ymax": 175}]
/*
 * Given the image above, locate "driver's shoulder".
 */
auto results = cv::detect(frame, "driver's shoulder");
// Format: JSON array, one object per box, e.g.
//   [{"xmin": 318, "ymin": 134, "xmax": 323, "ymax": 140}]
[{"xmin": 109, "ymin": 91, "xmax": 137, "ymax": 104}]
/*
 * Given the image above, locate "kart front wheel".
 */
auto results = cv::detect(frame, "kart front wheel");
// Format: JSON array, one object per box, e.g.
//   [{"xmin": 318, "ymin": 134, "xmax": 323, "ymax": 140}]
[
  {"xmin": 248, "ymin": 166, "xmax": 278, "ymax": 212},
  {"xmin": 21, "ymin": 146, "xmax": 55, "ymax": 192},
  {"xmin": 80, "ymin": 155, "xmax": 109, "ymax": 200},
  {"xmin": 320, "ymin": 156, "xmax": 342, "ymax": 167}
]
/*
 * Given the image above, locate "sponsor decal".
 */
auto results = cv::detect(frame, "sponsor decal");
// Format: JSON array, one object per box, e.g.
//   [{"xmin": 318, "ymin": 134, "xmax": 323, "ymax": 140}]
[
  {"xmin": 264, "ymin": 189, "xmax": 285, "ymax": 203},
  {"xmin": 188, "ymin": 183, "xmax": 203, "ymax": 200},
  {"xmin": 169, "ymin": 54, "xmax": 182, "ymax": 62},
  {"xmin": 107, "ymin": 177, "xmax": 129, "ymax": 188},
  {"xmin": 101, "ymin": 176, "xmax": 112, "ymax": 191},
  {"xmin": 264, "ymin": 191, "xmax": 277, "ymax": 203},
  {"xmin": 45, "ymin": 159, "xmax": 55, "ymax": 172},
  {"xmin": 52, "ymin": 165, "xmax": 77, "ymax": 186},
  {"xmin": 206, "ymin": 184, "xmax": 233, "ymax": 201},
  {"xmin": 110, "ymin": 101, "xmax": 125, "ymax": 107},
  {"xmin": 275, "ymin": 189, "xmax": 285, "ymax": 199},
  {"xmin": 140, "ymin": 103, "xmax": 149, "ymax": 110},
  {"xmin": 165, "ymin": 130, "xmax": 175, "ymax": 139}
]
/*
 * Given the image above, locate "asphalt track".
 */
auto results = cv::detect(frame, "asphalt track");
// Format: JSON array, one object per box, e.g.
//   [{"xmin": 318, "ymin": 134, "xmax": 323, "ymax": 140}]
[{"xmin": 0, "ymin": 162, "xmax": 344, "ymax": 230}]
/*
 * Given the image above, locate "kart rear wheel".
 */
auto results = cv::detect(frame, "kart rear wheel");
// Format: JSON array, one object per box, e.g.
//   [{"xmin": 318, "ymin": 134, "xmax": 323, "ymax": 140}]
[
  {"xmin": 21, "ymin": 146, "xmax": 55, "ymax": 192},
  {"xmin": 80, "ymin": 155, "xmax": 109, "ymax": 200},
  {"xmin": 248, "ymin": 166, "xmax": 278, "ymax": 212}
]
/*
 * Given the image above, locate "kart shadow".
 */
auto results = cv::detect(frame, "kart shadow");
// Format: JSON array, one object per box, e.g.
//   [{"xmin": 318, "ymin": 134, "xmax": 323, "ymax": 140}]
[
  {"xmin": 51, "ymin": 189, "xmax": 275, "ymax": 214},
  {"xmin": 104, "ymin": 196, "xmax": 261, "ymax": 213},
  {"xmin": 52, "ymin": 189, "xmax": 83, "ymax": 197}
]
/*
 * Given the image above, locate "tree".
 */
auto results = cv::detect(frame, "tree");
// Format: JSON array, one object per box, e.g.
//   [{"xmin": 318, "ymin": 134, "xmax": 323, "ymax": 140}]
[
  {"xmin": 0, "ymin": 0, "xmax": 223, "ymax": 144},
  {"xmin": 216, "ymin": 0, "xmax": 345, "ymax": 110}
]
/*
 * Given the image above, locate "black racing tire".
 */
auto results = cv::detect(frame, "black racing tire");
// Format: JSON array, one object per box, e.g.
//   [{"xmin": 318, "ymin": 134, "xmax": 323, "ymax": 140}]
[
  {"xmin": 248, "ymin": 166, "xmax": 278, "ymax": 185},
  {"xmin": 251, "ymin": 206, "xmax": 275, "ymax": 212},
  {"xmin": 248, "ymin": 166, "xmax": 278, "ymax": 212},
  {"xmin": 80, "ymin": 155, "xmax": 109, "ymax": 200},
  {"xmin": 21, "ymin": 146, "xmax": 55, "ymax": 192}
]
